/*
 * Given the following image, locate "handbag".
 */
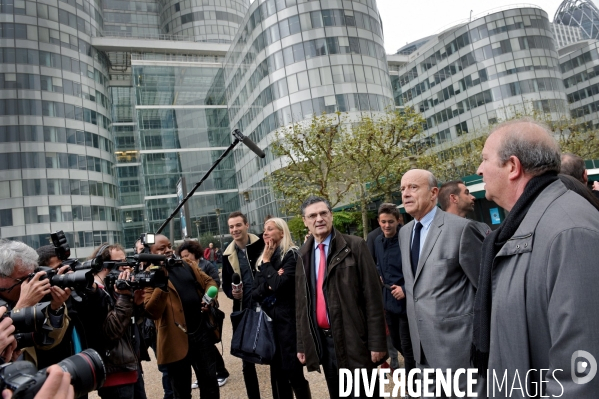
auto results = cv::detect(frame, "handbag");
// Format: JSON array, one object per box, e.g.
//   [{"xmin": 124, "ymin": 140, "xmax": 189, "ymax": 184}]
[
  {"xmin": 205, "ymin": 306, "xmax": 225, "ymax": 344},
  {"xmin": 230, "ymin": 306, "xmax": 276, "ymax": 365}
]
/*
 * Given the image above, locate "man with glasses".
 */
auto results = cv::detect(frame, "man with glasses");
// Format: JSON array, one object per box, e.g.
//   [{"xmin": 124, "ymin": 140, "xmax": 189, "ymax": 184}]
[
  {"xmin": 0, "ymin": 239, "xmax": 70, "ymax": 354},
  {"xmin": 295, "ymin": 196, "xmax": 387, "ymax": 399}
]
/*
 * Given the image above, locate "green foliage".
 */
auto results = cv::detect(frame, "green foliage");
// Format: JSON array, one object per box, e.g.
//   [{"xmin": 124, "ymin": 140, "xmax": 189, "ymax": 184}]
[
  {"xmin": 198, "ymin": 232, "xmax": 217, "ymax": 251},
  {"xmin": 287, "ymin": 216, "xmax": 307, "ymax": 243}
]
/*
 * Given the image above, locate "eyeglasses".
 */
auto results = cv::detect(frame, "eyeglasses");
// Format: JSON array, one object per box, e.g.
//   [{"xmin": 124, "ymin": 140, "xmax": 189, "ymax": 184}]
[
  {"xmin": 304, "ymin": 210, "xmax": 331, "ymax": 221},
  {"xmin": 0, "ymin": 275, "xmax": 29, "ymax": 293}
]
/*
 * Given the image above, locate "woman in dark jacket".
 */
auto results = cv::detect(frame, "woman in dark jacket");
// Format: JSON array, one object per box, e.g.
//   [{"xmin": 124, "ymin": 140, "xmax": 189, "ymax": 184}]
[{"xmin": 252, "ymin": 218, "xmax": 311, "ymax": 399}]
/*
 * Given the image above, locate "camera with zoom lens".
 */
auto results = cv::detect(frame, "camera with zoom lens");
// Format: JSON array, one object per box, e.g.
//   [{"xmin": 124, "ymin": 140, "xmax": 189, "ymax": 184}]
[
  {"xmin": 0, "ymin": 348, "xmax": 106, "ymax": 399},
  {"xmin": 30, "ymin": 266, "xmax": 94, "ymax": 292},
  {"xmin": 0, "ymin": 302, "xmax": 54, "ymax": 349},
  {"xmin": 115, "ymin": 267, "xmax": 168, "ymax": 291}
]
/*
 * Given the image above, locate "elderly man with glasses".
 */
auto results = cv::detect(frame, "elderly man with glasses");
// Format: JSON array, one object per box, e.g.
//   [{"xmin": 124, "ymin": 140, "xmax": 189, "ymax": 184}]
[
  {"xmin": 295, "ymin": 196, "xmax": 387, "ymax": 399},
  {"xmin": 0, "ymin": 239, "xmax": 70, "ymax": 357}
]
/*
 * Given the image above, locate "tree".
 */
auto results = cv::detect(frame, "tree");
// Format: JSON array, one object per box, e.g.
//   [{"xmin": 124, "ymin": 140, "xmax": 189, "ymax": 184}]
[
  {"xmin": 339, "ymin": 107, "xmax": 427, "ymax": 238},
  {"xmin": 267, "ymin": 112, "xmax": 354, "ymax": 216}
]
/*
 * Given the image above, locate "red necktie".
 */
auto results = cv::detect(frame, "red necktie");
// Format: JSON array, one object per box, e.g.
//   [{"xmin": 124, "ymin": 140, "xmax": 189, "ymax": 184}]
[{"xmin": 316, "ymin": 243, "xmax": 330, "ymax": 329}]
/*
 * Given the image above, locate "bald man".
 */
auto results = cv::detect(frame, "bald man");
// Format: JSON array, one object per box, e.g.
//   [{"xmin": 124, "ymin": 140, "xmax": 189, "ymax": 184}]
[
  {"xmin": 473, "ymin": 118, "xmax": 599, "ymax": 396},
  {"xmin": 399, "ymin": 169, "xmax": 484, "ymax": 396}
]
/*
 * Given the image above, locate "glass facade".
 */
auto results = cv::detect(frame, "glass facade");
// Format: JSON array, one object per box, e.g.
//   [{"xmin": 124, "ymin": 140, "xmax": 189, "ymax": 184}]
[
  {"xmin": 560, "ymin": 40, "xmax": 599, "ymax": 129},
  {"xmin": 552, "ymin": 22, "xmax": 583, "ymax": 49},
  {"xmin": 224, "ymin": 0, "xmax": 394, "ymax": 225},
  {"xmin": 161, "ymin": 0, "xmax": 249, "ymax": 42},
  {"xmin": 131, "ymin": 57, "xmax": 239, "ymax": 243},
  {"xmin": 0, "ymin": 0, "xmax": 121, "ymax": 257},
  {"xmin": 554, "ymin": 0, "xmax": 599, "ymax": 41},
  {"xmin": 396, "ymin": 7, "xmax": 569, "ymax": 148}
]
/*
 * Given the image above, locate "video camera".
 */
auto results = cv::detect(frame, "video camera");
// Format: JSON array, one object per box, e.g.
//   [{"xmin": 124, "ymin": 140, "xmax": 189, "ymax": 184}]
[
  {"xmin": 0, "ymin": 348, "xmax": 105, "ymax": 399},
  {"xmin": 0, "ymin": 302, "xmax": 54, "ymax": 349}
]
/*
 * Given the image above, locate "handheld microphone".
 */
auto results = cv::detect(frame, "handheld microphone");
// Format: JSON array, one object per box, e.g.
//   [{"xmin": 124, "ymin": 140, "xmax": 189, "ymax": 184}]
[
  {"xmin": 232, "ymin": 273, "xmax": 243, "ymax": 294},
  {"xmin": 202, "ymin": 285, "xmax": 219, "ymax": 305},
  {"xmin": 233, "ymin": 129, "xmax": 265, "ymax": 158}
]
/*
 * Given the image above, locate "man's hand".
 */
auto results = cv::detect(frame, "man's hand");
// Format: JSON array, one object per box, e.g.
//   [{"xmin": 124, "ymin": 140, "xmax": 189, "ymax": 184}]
[
  {"xmin": 232, "ymin": 288, "xmax": 243, "ymax": 300},
  {"xmin": 390, "ymin": 285, "xmax": 405, "ymax": 301},
  {"xmin": 0, "ymin": 307, "xmax": 15, "ymax": 356},
  {"xmin": 114, "ymin": 271, "xmax": 132, "ymax": 295},
  {"xmin": 297, "ymin": 352, "xmax": 306, "ymax": 364},
  {"xmin": 1, "ymin": 364, "xmax": 74, "ymax": 399},
  {"xmin": 371, "ymin": 351, "xmax": 386, "ymax": 364},
  {"xmin": 0, "ymin": 340, "xmax": 18, "ymax": 363},
  {"xmin": 50, "ymin": 266, "xmax": 71, "ymax": 311},
  {"xmin": 15, "ymin": 272, "xmax": 51, "ymax": 310}
]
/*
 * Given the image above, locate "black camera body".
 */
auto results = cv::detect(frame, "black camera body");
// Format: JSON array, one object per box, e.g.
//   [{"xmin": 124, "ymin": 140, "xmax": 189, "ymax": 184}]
[
  {"xmin": 0, "ymin": 302, "xmax": 54, "ymax": 349},
  {"xmin": 0, "ymin": 349, "xmax": 106, "ymax": 399}
]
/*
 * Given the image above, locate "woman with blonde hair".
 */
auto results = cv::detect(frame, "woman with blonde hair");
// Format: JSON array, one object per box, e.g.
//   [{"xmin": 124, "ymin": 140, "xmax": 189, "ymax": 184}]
[{"xmin": 252, "ymin": 218, "xmax": 311, "ymax": 399}]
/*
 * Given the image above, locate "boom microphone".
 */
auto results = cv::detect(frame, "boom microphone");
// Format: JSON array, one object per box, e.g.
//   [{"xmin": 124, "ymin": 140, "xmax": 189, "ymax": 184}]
[{"xmin": 233, "ymin": 129, "xmax": 265, "ymax": 158}]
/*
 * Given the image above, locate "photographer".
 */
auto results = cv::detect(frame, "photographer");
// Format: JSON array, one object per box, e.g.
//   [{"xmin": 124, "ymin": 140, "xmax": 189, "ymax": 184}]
[
  {"xmin": 76, "ymin": 244, "xmax": 140, "ymax": 399},
  {"xmin": 144, "ymin": 234, "xmax": 220, "ymax": 399},
  {"xmin": 0, "ymin": 240, "xmax": 69, "ymax": 355}
]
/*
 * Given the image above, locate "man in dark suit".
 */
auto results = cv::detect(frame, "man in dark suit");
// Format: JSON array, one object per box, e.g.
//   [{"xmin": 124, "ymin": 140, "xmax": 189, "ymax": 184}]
[
  {"xmin": 399, "ymin": 170, "xmax": 484, "ymax": 397},
  {"xmin": 296, "ymin": 196, "xmax": 387, "ymax": 399},
  {"xmin": 374, "ymin": 203, "xmax": 414, "ymax": 380}
]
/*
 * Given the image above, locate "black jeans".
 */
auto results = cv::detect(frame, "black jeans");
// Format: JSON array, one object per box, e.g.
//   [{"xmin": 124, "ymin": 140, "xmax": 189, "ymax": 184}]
[
  {"xmin": 212, "ymin": 345, "xmax": 229, "ymax": 379},
  {"xmin": 269, "ymin": 353, "xmax": 311, "ymax": 399},
  {"xmin": 319, "ymin": 330, "xmax": 379, "ymax": 399},
  {"xmin": 242, "ymin": 360, "xmax": 261, "ymax": 399},
  {"xmin": 385, "ymin": 312, "xmax": 415, "ymax": 375},
  {"xmin": 166, "ymin": 337, "xmax": 219, "ymax": 399}
]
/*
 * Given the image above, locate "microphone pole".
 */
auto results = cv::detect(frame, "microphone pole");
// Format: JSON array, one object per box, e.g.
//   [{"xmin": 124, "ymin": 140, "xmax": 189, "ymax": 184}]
[{"xmin": 155, "ymin": 130, "xmax": 265, "ymax": 234}]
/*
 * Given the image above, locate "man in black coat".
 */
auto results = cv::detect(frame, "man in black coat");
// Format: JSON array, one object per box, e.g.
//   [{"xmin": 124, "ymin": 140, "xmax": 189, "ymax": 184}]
[
  {"xmin": 221, "ymin": 211, "xmax": 264, "ymax": 399},
  {"xmin": 374, "ymin": 203, "xmax": 415, "ymax": 381}
]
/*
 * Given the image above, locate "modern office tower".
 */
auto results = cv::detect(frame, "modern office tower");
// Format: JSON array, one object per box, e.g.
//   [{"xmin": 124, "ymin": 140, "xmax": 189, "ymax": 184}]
[
  {"xmin": 554, "ymin": 0, "xmax": 599, "ymax": 41},
  {"xmin": 395, "ymin": 6, "xmax": 569, "ymax": 155},
  {"xmin": 0, "ymin": 0, "xmax": 120, "ymax": 256},
  {"xmin": 225, "ymin": 0, "xmax": 394, "ymax": 223},
  {"xmin": 560, "ymin": 40, "xmax": 599, "ymax": 129},
  {"xmin": 552, "ymin": 22, "xmax": 584, "ymax": 49}
]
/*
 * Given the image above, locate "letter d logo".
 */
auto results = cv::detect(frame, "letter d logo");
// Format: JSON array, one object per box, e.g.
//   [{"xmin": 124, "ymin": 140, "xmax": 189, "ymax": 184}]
[{"xmin": 571, "ymin": 350, "xmax": 597, "ymax": 385}]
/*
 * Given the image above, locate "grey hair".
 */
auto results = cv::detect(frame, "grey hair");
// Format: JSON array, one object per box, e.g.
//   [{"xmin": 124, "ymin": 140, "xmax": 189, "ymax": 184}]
[
  {"xmin": 427, "ymin": 173, "xmax": 438, "ymax": 190},
  {"xmin": 491, "ymin": 117, "xmax": 561, "ymax": 176},
  {"xmin": 0, "ymin": 239, "xmax": 39, "ymax": 277},
  {"xmin": 300, "ymin": 196, "xmax": 332, "ymax": 216},
  {"xmin": 561, "ymin": 153, "xmax": 586, "ymax": 183}
]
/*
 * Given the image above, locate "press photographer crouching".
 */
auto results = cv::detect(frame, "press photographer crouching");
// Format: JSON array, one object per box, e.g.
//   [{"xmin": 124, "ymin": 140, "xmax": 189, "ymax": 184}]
[
  {"xmin": 77, "ymin": 244, "xmax": 142, "ymax": 399},
  {"xmin": 0, "ymin": 240, "xmax": 69, "ymax": 358},
  {"xmin": 144, "ymin": 234, "xmax": 221, "ymax": 399}
]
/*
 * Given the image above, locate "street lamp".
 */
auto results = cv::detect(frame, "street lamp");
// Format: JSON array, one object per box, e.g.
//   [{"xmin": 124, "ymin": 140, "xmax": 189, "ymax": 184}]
[
  {"xmin": 214, "ymin": 208, "xmax": 223, "ymax": 248},
  {"xmin": 194, "ymin": 219, "xmax": 201, "ymax": 239}
]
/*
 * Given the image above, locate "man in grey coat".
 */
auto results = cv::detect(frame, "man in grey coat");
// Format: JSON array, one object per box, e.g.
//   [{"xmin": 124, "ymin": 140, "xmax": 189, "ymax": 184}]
[
  {"xmin": 399, "ymin": 169, "xmax": 484, "ymax": 395},
  {"xmin": 473, "ymin": 118, "xmax": 599, "ymax": 397}
]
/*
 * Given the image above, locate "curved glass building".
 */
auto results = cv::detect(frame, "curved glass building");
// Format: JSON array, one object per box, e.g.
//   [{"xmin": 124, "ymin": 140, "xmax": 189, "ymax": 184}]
[
  {"xmin": 554, "ymin": 0, "xmax": 599, "ymax": 40},
  {"xmin": 0, "ymin": 0, "xmax": 120, "ymax": 255},
  {"xmin": 560, "ymin": 40, "xmax": 599, "ymax": 129},
  {"xmin": 225, "ymin": 0, "xmax": 394, "ymax": 222},
  {"xmin": 161, "ymin": 0, "xmax": 249, "ymax": 42},
  {"xmin": 396, "ymin": 7, "xmax": 569, "ymax": 160}
]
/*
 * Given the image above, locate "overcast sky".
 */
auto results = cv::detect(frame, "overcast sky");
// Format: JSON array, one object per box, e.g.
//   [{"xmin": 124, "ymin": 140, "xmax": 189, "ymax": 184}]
[{"xmin": 377, "ymin": 0, "xmax": 564, "ymax": 54}]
